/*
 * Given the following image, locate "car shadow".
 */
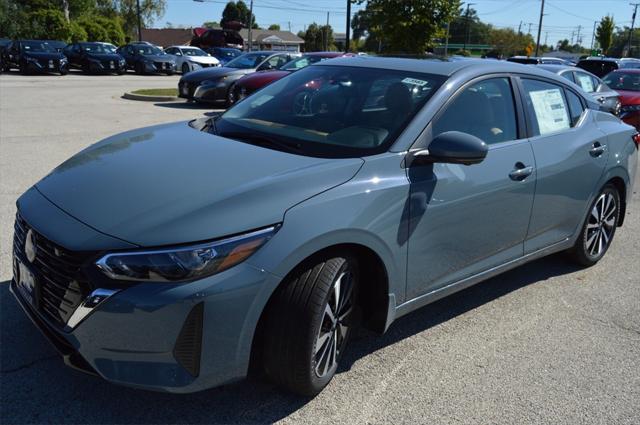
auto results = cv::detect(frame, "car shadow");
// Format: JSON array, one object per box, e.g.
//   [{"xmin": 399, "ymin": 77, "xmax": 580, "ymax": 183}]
[{"xmin": 0, "ymin": 254, "xmax": 581, "ymax": 424}]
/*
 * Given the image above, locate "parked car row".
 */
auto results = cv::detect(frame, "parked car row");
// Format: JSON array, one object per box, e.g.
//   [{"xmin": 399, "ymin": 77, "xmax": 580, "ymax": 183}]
[{"xmin": 0, "ymin": 39, "xmax": 243, "ymax": 76}]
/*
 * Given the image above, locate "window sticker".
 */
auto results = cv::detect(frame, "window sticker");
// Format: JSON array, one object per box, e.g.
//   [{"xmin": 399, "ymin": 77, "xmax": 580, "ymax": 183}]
[
  {"xmin": 529, "ymin": 88, "xmax": 570, "ymax": 135},
  {"xmin": 577, "ymin": 74, "xmax": 595, "ymax": 92},
  {"xmin": 402, "ymin": 77, "xmax": 428, "ymax": 86}
]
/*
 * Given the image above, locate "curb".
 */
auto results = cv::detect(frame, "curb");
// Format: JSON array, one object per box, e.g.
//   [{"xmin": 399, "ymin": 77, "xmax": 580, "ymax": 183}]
[{"xmin": 122, "ymin": 92, "xmax": 179, "ymax": 102}]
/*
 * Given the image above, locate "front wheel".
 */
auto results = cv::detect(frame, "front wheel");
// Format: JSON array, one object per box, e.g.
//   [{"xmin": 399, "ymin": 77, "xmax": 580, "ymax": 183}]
[
  {"xmin": 262, "ymin": 254, "xmax": 359, "ymax": 396},
  {"xmin": 182, "ymin": 63, "xmax": 190, "ymax": 74},
  {"xmin": 567, "ymin": 184, "xmax": 620, "ymax": 266}
]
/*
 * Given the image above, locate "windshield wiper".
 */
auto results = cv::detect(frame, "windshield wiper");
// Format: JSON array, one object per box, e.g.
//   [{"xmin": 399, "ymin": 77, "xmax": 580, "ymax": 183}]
[{"xmin": 218, "ymin": 131, "xmax": 303, "ymax": 154}]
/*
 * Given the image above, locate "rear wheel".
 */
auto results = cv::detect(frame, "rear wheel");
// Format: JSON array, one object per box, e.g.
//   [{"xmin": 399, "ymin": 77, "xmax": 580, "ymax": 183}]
[
  {"xmin": 567, "ymin": 184, "xmax": 620, "ymax": 266},
  {"xmin": 262, "ymin": 254, "xmax": 358, "ymax": 396},
  {"xmin": 182, "ymin": 63, "xmax": 190, "ymax": 74},
  {"xmin": 135, "ymin": 62, "xmax": 144, "ymax": 75},
  {"xmin": 226, "ymin": 85, "xmax": 237, "ymax": 107}
]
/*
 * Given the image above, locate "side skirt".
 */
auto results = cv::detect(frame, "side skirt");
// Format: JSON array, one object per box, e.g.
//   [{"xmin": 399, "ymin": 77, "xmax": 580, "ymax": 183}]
[{"xmin": 393, "ymin": 238, "xmax": 573, "ymax": 320}]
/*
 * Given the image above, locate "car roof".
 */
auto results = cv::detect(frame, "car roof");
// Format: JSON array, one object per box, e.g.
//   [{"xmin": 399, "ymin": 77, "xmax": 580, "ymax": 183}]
[
  {"xmin": 538, "ymin": 64, "xmax": 575, "ymax": 73},
  {"xmin": 169, "ymin": 45, "xmax": 203, "ymax": 49},
  {"xmin": 607, "ymin": 68, "xmax": 640, "ymax": 74},
  {"xmin": 319, "ymin": 56, "xmax": 565, "ymax": 78}
]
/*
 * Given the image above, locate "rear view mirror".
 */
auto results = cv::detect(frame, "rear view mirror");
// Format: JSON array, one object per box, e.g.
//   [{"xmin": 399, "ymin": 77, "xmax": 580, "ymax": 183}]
[{"xmin": 409, "ymin": 131, "xmax": 488, "ymax": 166}]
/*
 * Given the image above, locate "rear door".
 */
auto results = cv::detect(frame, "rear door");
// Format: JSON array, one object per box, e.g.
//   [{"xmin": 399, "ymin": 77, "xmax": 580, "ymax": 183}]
[{"xmin": 519, "ymin": 77, "xmax": 609, "ymax": 253}]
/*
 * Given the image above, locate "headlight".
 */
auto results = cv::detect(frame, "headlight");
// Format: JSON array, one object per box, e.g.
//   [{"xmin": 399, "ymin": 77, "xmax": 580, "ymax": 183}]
[
  {"xmin": 95, "ymin": 226, "xmax": 278, "ymax": 282},
  {"xmin": 60, "ymin": 57, "xmax": 68, "ymax": 63}
]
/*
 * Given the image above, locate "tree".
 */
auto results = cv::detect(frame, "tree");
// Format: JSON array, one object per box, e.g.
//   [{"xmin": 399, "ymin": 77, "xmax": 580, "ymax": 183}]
[
  {"xmin": 596, "ymin": 15, "xmax": 615, "ymax": 54},
  {"xmin": 115, "ymin": 0, "xmax": 167, "ymax": 37},
  {"xmin": 354, "ymin": 0, "xmax": 460, "ymax": 53},
  {"xmin": 488, "ymin": 27, "xmax": 535, "ymax": 57},
  {"xmin": 350, "ymin": 9, "xmax": 370, "ymax": 41},
  {"xmin": 221, "ymin": 0, "xmax": 257, "ymax": 29},
  {"xmin": 448, "ymin": 7, "xmax": 491, "ymax": 46},
  {"xmin": 203, "ymin": 21, "xmax": 219, "ymax": 28},
  {"xmin": 300, "ymin": 22, "xmax": 334, "ymax": 51},
  {"xmin": 268, "ymin": 24, "xmax": 280, "ymax": 31},
  {"xmin": 22, "ymin": 8, "xmax": 74, "ymax": 41}
]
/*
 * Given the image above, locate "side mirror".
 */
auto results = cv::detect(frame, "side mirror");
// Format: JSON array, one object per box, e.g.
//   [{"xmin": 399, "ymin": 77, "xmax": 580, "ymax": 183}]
[{"xmin": 409, "ymin": 131, "xmax": 488, "ymax": 166}]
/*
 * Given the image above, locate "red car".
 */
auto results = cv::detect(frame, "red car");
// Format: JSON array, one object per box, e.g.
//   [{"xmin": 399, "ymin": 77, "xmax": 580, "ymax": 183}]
[
  {"xmin": 229, "ymin": 52, "xmax": 354, "ymax": 104},
  {"xmin": 603, "ymin": 69, "xmax": 640, "ymax": 129}
]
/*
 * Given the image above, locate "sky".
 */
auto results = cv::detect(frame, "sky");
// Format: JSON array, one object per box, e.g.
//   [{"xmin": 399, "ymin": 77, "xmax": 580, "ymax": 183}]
[{"xmin": 156, "ymin": 0, "xmax": 638, "ymax": 48}]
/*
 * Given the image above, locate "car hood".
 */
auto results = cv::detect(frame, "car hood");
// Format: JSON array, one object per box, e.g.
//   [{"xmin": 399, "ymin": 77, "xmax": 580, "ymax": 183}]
[
  {"xmin": 616, "ymin": 90, "xmax": 640, "ymax": 104},
  {"xmin": 86, "ymin": 53, "xmax": 123, "ymax": 61},
  {"xmin": 180, "ymin": 66, "xmax": 250, "ymax": 83},
  {"xmin": 238, "ymin": 70, "xmax": 290, "ymax": 90},
  {"xmin": 24, "ymin": 51, "xmax": 64, "ymax": 60},
  {"xmin": 188, "ymin": 56, "xmax": 220, "ymax": 65},
  {"xmin": 140, "ymin": 54, "xmax": 172, "ymax": 62},
  {"xmin": 35, "ymin": 121, "xmax": 364, "ymax": 247}
]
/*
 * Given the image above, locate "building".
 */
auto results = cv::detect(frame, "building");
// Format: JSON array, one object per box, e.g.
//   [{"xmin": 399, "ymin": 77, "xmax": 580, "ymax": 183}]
[
  {"xmin": 238, "ymin": 29, "xmax": 304, "ymax": 52},
  {"xmin": 139, "ymin": 27, "xmax": 304, "ymax": 52}
]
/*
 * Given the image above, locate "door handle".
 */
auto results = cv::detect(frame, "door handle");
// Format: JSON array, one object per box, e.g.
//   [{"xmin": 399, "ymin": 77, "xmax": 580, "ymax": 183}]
[
  {"xmin": 509, "ymin": 162, "xmax": 534, "ymax": 181},
  {"xmin": 589, "ymin": 142, "xmax": 607, "ymax": 157}
]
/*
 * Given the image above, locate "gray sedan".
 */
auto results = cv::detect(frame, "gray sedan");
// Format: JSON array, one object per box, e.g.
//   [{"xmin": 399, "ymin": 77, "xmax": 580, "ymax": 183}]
[
  {"xmin": 540, "ymin": 64, "xmax": 621, "ymax": 115},
  {"xmin": 11, "ymin": 58, "xmax": 638, "ymax": 397},
  {"xmin": 178, "ymin": 50, "xmax": 297, "ymax": 105}
]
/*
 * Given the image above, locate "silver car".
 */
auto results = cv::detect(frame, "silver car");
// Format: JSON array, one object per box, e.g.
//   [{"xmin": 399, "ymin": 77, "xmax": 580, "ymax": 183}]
[
  {"xmin": 11, "ymin": 58, "xmax": 638, "ymax": 396},
  {"xmin": 539, "ymin": 64, "xmax": 621, "ymax": 115}
]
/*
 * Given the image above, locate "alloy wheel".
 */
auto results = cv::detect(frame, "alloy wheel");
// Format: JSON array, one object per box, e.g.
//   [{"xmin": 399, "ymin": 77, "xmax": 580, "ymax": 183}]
[
  {"xmin": 584, "ymin": 192, "xmax": 617, "ymax": 258},
  {"xmin": 313, "ymin": 270, "xmax": 354, "ymax": 378}
]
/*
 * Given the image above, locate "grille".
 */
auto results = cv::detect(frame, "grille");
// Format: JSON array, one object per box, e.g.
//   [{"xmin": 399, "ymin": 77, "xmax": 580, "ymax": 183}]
[
  {"xmin": 39, "ymin": 59, "xmax": 58, "ymax": 69},
  {"xmin": 179, "ymin": 81, "xmax": 197, "ymax": 98},
  {"xmin": 102, "ymin": 60, "xmax": 117, "ymax": 70},
  {"xmin": 13, "ymin": 214, "xmax": 93, "ymax": 328},
  {"xmin": 154, "ymin": 61, "xmax": 169, "ymax": 70}
]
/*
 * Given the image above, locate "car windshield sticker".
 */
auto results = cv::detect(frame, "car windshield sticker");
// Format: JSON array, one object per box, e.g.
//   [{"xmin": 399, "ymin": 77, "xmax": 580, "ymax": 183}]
[
  {"xmin": 402, "ymin": 77, "xmax": 428, "ymax": 87},
  {"xmin": 529, "ymin": 88, "xmax": 570, "ymax": 135},
  {"xmin": 577, "ymin": 74, "xmax": 595, "ymax": 92}
]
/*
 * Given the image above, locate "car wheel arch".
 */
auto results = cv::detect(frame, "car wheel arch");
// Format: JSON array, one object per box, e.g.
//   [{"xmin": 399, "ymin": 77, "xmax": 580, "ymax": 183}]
[
  {"xmin": 248, "ymin": 242, "xmax": 391, "ymax": 376},
  {"xmin": 607, "ymin": 176, "xmax": 627, "ymax": 226}
]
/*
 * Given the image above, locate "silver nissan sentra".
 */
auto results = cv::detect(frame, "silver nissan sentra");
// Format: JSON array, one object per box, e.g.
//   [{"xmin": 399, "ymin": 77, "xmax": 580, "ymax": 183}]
[{"xmin": 11, "ymin": 57, "xmax": 638, "ymax": 396}]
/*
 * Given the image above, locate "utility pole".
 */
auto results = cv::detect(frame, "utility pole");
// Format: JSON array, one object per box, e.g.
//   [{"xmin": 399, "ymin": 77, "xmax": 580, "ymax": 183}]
[
  {"xmin": 136, "ymin": 0, "xmax": 142, "ymax": 42},
  {"xmin": 571, "ymin": 31, "xmax": 575, "ymax": 45},
  {"xmin": 325, "ymin": 11, "xmax": 330, "ymax": 51},
  {"xmin": 591, "ymin": 20, "xmax": 597, "ymax": 51},
  {"xmin": 345, "ymin": 0, "xmax": 351, "ymax": 52},
  {"xmin": 248, "ymin": 0, "xmax": 254, "ymax": 51},
  {"xmin": 535, "ymin": 0, "xmax": 545, "ymax": 57},
  {"xmin": 288, "ymin": 21, "xmax": 291, "ymax": 33},
  {"xmin": 544, "ymin": 32, "xmax": 548, "ymax": 46},
  {"xmin": 528, "ymin": 22, "xmax": 533, "ymax": 34},
  {"xmin": 463, "ymin": 3, "xmax": 476, "ymax": 52},
  {"xmin": 629, "ymin": 3, "xmax": 640, "ymax": 57},
  {"xmin": 576, "ymin": 25, "xmax": 582, "ymax": 45},
  {"xmin": 444, "ymin": 21, "xmax": 450, "ymax": 57},
  {"xmin": 518, "ymin": 20, "xmax": 523, "ymax": 35}
]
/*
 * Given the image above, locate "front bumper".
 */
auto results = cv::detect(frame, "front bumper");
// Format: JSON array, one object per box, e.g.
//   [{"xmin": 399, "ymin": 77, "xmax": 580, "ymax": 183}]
[
  {"xmin": 143, "ymin": 61, "xmax": 175, "ymax": 74},
  {"xmin": 88, "ymin": 60, "xmax": 125, "ymax": 74},
  {"xmin": 11, "ymin": 258, "xmax": 278, "ymax": 393},
  {"xmin": 25, "ymin": 59, "xmax": 67, "ymax": 74},
  {"xmin": 179, "ymin": 80, "xmax": 230, "ymax": 103}
]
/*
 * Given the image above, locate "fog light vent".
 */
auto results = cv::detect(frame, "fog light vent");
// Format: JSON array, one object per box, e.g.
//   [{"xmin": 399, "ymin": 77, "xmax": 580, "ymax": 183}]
[{"xmin": 173, "ymin": 302, "xmax": 204, "ymax": 377}]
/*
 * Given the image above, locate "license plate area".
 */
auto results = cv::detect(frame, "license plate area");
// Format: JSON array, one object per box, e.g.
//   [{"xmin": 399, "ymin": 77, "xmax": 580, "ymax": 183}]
[{"xmin": 15, "ymin": 257, "xmax": 38, "ymax": 307}]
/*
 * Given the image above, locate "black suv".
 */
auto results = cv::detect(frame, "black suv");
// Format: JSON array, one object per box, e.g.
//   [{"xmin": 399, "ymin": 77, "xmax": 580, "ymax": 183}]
[
  {"xmin": 64, "ymin": 42, "xmax": 126, "ymax": 74},
  {"xmin": 2, "ymin": 40, "xmax": 68, "ymax": 75},
  {"xmin": 117, "ymin": 42, "xmax": 176, "ymax": 75}
]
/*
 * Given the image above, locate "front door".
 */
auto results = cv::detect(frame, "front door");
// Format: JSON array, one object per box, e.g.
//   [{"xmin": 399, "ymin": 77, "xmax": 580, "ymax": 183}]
[{"xmin": 406, "ymin": 77, "xmax": 536, "ymax": 299}]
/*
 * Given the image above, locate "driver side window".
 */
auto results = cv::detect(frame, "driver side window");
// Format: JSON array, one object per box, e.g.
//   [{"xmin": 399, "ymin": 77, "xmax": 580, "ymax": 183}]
[{"xmin": 432, "ymin": 77, "xmax": 518, "ymax": 145}]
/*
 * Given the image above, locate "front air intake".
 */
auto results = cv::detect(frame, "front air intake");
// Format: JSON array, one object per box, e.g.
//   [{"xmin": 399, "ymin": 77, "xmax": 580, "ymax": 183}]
[{"xmin": 173, "ymin": 302, "xmax": 204, "ymax": 377}]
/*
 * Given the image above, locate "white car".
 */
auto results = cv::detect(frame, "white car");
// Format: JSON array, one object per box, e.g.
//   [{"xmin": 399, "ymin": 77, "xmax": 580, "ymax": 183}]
[{"xmin": 164, "ymin": 46, "xmax": 221, "ymax": 74}]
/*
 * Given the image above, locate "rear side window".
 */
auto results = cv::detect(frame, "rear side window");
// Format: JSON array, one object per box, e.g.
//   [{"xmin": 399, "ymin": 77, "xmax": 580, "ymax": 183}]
[
  {"xmin": 574, "ymin": 72, "xmax": 596, "ymax": 93},
  {"xmin": 565, "ymin": 90, "xmax": 585, "ymax": 126},
  {"xmin": 432, "ymin": 77, "xmax": 518, "ymax": 144},
  {"xmin": 522, "ymin": 79, "xmax": 571, "ymax": 136},
  {"xmin": 560, "ymin": 72, "xmax": 575, "ymax": 83}
]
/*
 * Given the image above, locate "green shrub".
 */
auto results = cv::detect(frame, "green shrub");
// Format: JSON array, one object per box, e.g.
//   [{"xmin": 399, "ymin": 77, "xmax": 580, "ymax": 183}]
[
  {"xmin": 76, "ymin": 16, "xmax": 110, "ymax": 42},
  {"xmin": 69, "ymin": 21, "xmax": 88, "ymax": 43},
  {"xmin": 23, "ymin": 9, "xmax": 72, "ymax": 42}
]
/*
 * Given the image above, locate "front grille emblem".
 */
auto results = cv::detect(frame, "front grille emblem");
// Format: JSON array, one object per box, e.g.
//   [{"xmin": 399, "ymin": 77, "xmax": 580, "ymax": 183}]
[{"xmin": 25, "ymin": 229, "xmax": 37, "ymax": 263}]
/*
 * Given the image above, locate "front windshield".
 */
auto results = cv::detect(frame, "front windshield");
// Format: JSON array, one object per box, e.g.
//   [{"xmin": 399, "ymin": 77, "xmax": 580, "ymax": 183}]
[
  {"xmin": 602, "ymin": 72, "xmax": 640, "ymax": 91},
  {"xmin": 135, "ymin": 45, "xmax": 164, "ymax": 55},
  {"xmin": 182, "ymin": 48, "xmax": 207, "ymax": 57},
  {"xmin": 226, "ymin": 53, "xmax": 270, "ymax": 69},
  {"xmin": 217, "ymin": 49, "xmax": 241, "ymax": 59},
  {"xmin": 23, "ymin": 41, "xmax": 54, "ymax": 53},
  {"xmin": 281, "ymin": 55, "xmax": 330, "ymax": 71},
  {"xmin": 80, "ymin": 43, "xmax": 113, "ymax": 54},
  {"xmin": 102, "ymin": 43, "xmax": 117, "ymax": 53},
  {"xmin": 214, "ymin": 65, "xmax": 445, "ymax": 157}
]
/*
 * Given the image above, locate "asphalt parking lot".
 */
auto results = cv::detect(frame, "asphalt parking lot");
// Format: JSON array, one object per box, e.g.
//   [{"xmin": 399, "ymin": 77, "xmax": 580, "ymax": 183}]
[{"xmin": 1, "ymin": 72, "xmax": 639, "ymax": 424}]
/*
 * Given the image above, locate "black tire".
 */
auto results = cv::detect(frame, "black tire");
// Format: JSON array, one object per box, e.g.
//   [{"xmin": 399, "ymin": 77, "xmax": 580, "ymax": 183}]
[
  {"xmin": 165, "ymin": 71, "xmax": 174, "ymax": 76},
  {"xmin": 567, "ymin": 184, "xmax": 620, "ymax": 266},
  {"xmin": 135, "ymin": 62, "xmax": 144, "ymax": 75},
  {"xmin": 226, "ymin": 85, "xmax": 236, "ymax": 107},
  {"xmin": 59, "ymin": 68, "xmax": 68, "ymax": 76},
  {"xmin": 182, "ymin": 63, "xmax": 190, "ymax": 74},
  {"xmin": 262, "ymin": 253, "xmax": 359, "ymax": 396}
]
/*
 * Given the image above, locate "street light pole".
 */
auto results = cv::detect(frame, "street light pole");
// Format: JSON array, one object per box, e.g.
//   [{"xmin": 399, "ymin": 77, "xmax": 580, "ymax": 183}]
[
  {"xmin": 248, "ymin": 0, "xmax": 254, "ymax": 51},
  {"xmin": 463, "ymin": 3, "xmax": 476, "ymax": 52},
  {"xmin": 628, "ymin": 3, "xmax": 640, "ymax": 57}
]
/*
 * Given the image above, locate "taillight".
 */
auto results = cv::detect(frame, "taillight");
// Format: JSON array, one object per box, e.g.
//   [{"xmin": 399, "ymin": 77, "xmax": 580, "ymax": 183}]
[{"xmin": 633, "ymin": 133, "xmax": 640, "ymax": 148}]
